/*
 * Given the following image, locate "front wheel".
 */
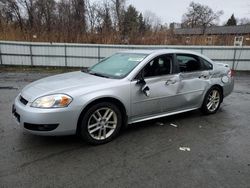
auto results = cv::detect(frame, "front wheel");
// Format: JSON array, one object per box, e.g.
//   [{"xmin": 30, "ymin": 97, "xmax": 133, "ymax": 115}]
[
  {"xmin": 80, "ymin": 102, "xmax": 122, "ymax": 145},
  {"xmin": 201, "ymin": 87, "xmax": 222, "ymax": 115}
]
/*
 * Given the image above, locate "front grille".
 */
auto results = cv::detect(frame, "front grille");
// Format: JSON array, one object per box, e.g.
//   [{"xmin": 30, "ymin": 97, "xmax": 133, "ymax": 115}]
[{"xmin": 20, "ymin": 96, "xmax": 28, "ymax": 105}]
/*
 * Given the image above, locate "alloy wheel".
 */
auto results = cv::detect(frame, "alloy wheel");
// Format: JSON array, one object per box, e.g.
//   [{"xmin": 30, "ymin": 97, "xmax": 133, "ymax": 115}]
[
  {"xmin": 206, "ymin": 89, "xmax": 220, "ymax": 112},
  {"xmin": 87, "ymin": 107, "xmax": 118, "ymax": 140}
]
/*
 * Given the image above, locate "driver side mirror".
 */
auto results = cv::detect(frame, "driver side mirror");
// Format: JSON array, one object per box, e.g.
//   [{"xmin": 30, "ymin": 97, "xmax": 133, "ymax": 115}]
[
  {"xmin": 136, "ymin": 71, "xmax": 146, "ymax": 85},
  {"xmin": 141, "ymin": 85, "xmax": 150, "ymax": 97},
  {"xmin": 136, "ymin": 71, "xmax": 150, "ymax": 97}
]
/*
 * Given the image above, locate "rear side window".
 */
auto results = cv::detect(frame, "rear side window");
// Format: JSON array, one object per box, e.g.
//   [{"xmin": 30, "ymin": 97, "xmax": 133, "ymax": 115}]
[{"xmin": 177, "ymin": 54, "xmax": 202, "ymax": 72}]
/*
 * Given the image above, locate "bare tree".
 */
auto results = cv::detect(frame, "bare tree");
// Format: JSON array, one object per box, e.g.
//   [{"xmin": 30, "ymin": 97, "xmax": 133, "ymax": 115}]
[
  {"xmin": 35, "ymin": 0, "xmax": 56, "ymax": 33},
  {"xmin": 238, "ymin": 17, "xmax": 250, "ymax": 25},
  {"xmin": 18, "ymin": 0, "xmax": 36, "ymax": 29},
  {"xmin": 5, "ymin": 0, "xmax": 24, "ymax": 30},
  {"xmin": 56, "ymin": 0, "xmax": 72, "ymax": 41},
  {"xmin": 72, "ymin": 0, "xmax": 86, "ymax": 33},
  {"xmin": 86, "ymin": 0, "xmax": 99, "ymax": 33},
  {"xmin": 143, "ymin": 10, "xmax": 162, "ymax": 31},
  {"xmin": 111, "ymin": 0, "xmax": 126, "ymax": 32},
  {"xmin": 0, "ymin": 0, "xmax": 169, "ymax": 44},
  {"xmin": 182, "ymin": 2, "xmax": 223, "ymax": 33}
]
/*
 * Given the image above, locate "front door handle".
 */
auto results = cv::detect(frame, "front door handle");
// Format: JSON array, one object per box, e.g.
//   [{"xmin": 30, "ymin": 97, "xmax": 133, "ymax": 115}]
[
  {"xmin": 198, "ymin": 74, "xmax": 207, "ymax": 79},
  {"xmin": 165, "ymin": 79, "xmax": 177, "ymax": 85}
]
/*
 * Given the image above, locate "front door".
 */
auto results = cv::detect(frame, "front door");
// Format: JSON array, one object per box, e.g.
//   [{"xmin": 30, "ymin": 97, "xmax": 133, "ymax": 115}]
[{"xmin": 130, "ymin": 54, "xmax": 180, "ymax": 121}]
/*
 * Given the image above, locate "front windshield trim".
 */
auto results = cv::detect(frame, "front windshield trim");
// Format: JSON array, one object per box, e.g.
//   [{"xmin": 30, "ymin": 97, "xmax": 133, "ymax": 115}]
[{"xmin": 87, "ymin": 53, "xmax": 148, "ymax": 79}]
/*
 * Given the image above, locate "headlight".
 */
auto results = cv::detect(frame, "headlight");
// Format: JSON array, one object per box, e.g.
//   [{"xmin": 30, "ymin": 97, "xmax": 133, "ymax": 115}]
[{"xmin": 31, "ymin": 94, "xmax": 72, "ymax": 108}]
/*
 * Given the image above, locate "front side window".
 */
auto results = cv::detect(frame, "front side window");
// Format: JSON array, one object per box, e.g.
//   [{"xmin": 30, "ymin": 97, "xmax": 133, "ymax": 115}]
[
  {"xmin": 142, "ymin": 55, "xmax": 173, "ymax": 78},
  {"xmin": 177, "ymin": 54, "xmax": 202, "ymax": 72},
  {"xmin": 88, "ymin": 53, "xmax": 148, "ymax": 79}
]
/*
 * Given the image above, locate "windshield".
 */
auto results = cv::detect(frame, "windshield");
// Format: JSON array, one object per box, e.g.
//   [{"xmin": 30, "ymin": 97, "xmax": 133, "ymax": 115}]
[{"xmin": 87, "ymin": 53, "xmax": 148, "ymax": 79}]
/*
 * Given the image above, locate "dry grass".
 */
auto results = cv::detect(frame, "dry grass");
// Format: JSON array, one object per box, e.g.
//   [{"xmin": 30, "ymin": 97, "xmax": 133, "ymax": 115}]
[{"xmin": 0, "ymin": 65, "xmax": 81, "ymax": 73}]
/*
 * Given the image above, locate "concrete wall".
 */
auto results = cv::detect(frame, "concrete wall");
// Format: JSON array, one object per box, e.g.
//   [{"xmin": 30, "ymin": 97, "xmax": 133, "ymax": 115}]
[{"xmin": 1, "ymin": 40, "xmax": 250, "ymax": 70}]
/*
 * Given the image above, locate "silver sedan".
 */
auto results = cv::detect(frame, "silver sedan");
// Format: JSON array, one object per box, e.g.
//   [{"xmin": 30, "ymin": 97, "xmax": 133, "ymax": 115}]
[{"xmin": 12, "ymin": 49, "xmax": 234, "ymax": 144}]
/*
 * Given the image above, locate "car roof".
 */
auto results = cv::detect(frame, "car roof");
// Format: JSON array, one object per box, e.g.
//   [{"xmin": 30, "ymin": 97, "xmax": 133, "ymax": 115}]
[
  {"xmin": 119, "ymin": 49, "xmax": 212, "ymax": 63},
  {"xmin": 119, "ymin": 49, "xmax": 202, "ymax": 56}
]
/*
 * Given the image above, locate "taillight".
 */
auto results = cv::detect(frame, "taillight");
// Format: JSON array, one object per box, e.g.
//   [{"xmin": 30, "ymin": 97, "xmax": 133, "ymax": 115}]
[{"xmin": 228, "ymin": 69, "xmax": 234, "ymax": 77}]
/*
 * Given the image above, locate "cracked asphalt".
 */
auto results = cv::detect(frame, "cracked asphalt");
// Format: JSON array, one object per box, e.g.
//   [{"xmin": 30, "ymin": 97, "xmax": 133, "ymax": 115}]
[{"xmin": 0, "ymin": 71, "xmax": 250, "ymax": 188}]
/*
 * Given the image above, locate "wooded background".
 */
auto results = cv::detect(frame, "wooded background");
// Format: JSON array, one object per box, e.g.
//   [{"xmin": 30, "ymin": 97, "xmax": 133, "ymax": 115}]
[{"xmin": 0, "ymin": 0, "xmax": 249, "ymax": 45}]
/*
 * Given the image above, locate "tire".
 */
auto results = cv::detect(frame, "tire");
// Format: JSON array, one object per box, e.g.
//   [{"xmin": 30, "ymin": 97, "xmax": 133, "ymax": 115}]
[
  {"xmin": 201, "ymin": 86, "xmax": 222, "ymax": 115},
  {"xmin": 79, "ymin": 102, "xmax": 122, "ymax": 145}
]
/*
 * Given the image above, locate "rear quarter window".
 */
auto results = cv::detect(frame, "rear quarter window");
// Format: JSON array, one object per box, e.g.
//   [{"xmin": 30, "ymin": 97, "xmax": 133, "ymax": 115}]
[{"xmin": 201, "ymin": 58, "xmax": 213, "ymax": 70}]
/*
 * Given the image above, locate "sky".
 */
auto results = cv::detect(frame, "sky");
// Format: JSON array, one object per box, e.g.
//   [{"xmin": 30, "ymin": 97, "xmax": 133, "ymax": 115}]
[{"xmin": 127, "ymin": 0, "xmax": 250, "ymax": 24}]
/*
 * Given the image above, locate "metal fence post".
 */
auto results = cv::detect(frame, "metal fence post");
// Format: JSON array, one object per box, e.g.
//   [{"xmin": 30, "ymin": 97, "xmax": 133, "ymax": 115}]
[
  {"xmin": 98, "ymin": 45, "xmax": 100, "ymax": 62},
  {"xmin": 29, "ymin": 43, "xmax": 33, "ymax": 66},
  {"xmin": 232, "ymin": 48, "xmax": 237, "ymax": 70},
  {"xmin": 0, "ymin": 42, "xmax": 2, "ymax": 65},
  {"xmin": 64, "ymin": 44, "xmax": 67, "ymax": 67}
]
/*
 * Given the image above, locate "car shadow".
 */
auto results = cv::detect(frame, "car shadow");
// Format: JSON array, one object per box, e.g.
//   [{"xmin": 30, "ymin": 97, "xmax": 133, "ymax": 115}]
[
  {"xmin": 19, "ymin": 109, "xmax": 209, "ymax": 147},
  {"xmin": 124, "ymin": 109, "xmax": 201, "ymax": 133}
]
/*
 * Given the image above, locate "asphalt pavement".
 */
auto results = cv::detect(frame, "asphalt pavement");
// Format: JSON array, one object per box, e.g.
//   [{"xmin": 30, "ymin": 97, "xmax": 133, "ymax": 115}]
[{"xmin": 0, "ymin": 71, "xmax": 249, "ymax": 188}]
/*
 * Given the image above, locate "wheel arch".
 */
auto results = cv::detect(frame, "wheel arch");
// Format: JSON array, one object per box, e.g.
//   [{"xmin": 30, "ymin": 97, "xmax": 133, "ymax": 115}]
[{"xmin": 76, "ymin": 97, "xmax": 128, "ymax": 135}]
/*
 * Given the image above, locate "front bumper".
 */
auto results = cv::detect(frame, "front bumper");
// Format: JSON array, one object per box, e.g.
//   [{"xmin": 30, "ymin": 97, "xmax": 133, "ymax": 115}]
[{"xmin": 12, "ymin": 94, "xmax": 81, "ymax": 136}]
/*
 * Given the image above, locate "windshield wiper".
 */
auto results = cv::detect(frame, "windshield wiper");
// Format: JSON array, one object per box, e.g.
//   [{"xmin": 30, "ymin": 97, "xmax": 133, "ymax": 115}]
[{"xmin": 88, "ymin": 71, "xmax": 110, "ymax": 78}]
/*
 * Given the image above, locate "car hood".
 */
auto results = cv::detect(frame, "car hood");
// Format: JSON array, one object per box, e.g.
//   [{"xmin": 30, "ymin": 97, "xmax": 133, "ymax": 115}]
[{"xmin": 21, "ymin": 71, "xmax": 115, "ymax": 102}]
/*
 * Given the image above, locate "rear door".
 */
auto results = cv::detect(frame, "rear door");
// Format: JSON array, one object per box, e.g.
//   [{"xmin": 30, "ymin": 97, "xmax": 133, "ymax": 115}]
[{"xmin": 174, "ymin": 53, "xmax": 212, "ymax": 109}]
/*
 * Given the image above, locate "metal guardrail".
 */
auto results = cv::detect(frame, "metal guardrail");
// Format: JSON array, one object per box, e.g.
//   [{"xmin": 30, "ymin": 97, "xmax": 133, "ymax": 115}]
[{"xmin": 0, "ymin": 41, "xmax": 250, "ymax": 70}]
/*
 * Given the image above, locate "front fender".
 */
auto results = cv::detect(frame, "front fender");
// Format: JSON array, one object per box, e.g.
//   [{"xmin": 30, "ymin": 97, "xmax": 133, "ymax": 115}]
[{"xmin": 75, "ymin": 84, "xmax": 131, "ymax": 118}]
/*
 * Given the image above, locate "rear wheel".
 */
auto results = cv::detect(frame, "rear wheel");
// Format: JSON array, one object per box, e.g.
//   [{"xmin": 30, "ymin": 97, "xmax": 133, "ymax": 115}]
[
  {"xmin": 201, "ymin": 86, "xmax": 222, "ymax": 115},
  {"xmin": 80, "ymin": 102, "xmax": 122, "ymax": 145}
]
